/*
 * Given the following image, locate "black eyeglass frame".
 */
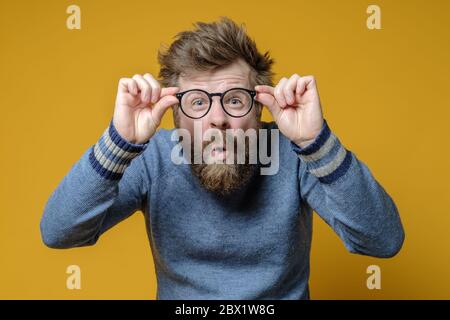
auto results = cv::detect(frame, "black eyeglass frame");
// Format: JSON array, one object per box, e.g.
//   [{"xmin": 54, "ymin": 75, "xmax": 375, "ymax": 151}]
[{"xmin": 175, "ymin": 87, "xmax": 257, "ymax": 119}]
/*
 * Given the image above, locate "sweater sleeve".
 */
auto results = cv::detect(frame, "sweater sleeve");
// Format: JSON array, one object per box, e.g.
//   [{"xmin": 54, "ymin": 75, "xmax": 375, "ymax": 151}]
[
  {"xmin": 40, "ymin": 120, "xmax": 149, "ymax": 249},
  {"xmin": 294, "ymin": 120, "xmax": 405, "ymax": 258}
]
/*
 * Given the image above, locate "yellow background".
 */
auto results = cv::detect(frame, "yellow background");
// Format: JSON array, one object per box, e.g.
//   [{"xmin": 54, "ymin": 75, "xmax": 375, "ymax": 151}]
[{"xmin": 1, "ymin": 0, "xmax": 449, "ymax": 299}]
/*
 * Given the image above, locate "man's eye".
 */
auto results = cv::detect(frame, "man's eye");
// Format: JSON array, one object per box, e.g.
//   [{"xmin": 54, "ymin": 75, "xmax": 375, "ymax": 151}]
[
  {"xmin": 192, "ymin": 99, "xmax": 206, "ymax": 106},
  {"xmin": 228, "ymin": 98, "xmax": 242, "ymax": 105}
]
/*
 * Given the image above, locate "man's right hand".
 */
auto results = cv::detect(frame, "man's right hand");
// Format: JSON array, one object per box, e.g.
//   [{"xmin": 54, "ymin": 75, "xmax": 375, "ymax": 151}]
[{"xmin": 113, "ymin": 73, "xmax": 180, "ymax": 144}]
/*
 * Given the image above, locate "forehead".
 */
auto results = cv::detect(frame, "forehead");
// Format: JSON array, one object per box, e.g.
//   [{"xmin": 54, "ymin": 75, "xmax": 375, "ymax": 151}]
[{"xmin": 178, "ymin": 59, "xmax": 252, "ymax": 91}]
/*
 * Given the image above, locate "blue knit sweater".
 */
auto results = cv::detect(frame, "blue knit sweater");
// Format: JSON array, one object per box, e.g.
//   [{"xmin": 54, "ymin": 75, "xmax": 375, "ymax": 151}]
[{"xmin": 40, "ymin": 119, "xmax": 404, "ymax": 299}]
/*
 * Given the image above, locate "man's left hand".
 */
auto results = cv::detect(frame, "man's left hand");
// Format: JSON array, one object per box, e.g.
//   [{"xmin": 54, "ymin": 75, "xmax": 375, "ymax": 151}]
[{"xmin": 255, "ymin": 74, "xmax": 324, "ymax": 148}]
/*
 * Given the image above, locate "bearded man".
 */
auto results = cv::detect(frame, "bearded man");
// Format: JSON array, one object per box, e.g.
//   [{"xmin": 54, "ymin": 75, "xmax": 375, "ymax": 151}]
[{"xmin": 41, "ymin": 17, "xmax": 404, "ymax": 300}]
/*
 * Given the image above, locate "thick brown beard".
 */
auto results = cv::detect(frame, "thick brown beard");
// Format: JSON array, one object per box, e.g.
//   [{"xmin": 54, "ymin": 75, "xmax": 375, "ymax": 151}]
[
  {"xmin": 191, "ymin": 161, "xmax": 257, "ymax": 196},
  {"xmin": 189, "ymin": 129, "xmax": 259, "ymax": 196},
  {"xmin": 173, "ymin": 106, "xmax": 261, "ymax": 196}
]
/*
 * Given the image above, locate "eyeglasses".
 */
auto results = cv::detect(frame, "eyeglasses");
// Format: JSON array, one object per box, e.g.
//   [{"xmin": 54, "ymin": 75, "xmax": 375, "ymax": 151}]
[{"xmin": 175, "ymin": 87, "xmax": 257, "ymax": 119}]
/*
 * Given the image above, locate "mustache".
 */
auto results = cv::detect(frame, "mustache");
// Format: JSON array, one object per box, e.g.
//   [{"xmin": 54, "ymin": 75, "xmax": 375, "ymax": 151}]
[
  {"xmin": 201, "ymin": 129, "xmax": 235, "ymax": 150},
  {"xmin": 182, "ymin": 129, "xmax": 254, "ymax": 165}
]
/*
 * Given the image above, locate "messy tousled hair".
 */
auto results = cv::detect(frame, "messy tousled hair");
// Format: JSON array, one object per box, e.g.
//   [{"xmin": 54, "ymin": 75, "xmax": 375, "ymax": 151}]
[{"xmin": 157, "ymin": 17, "xmax": 275, "ymax": 120}]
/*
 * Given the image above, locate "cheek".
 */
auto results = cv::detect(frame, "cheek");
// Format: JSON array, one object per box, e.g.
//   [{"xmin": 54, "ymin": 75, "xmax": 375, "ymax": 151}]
[
  {"xmin": 178, "ymin": 114, "xmax": 194, "ymax": 131},
  {"xmin": 178, "ymin": 117, "xmax": 204, "ymax": 141},
  {"xmin": 229, "ymin": 109, "xmax": 258, "ymax": 130}
]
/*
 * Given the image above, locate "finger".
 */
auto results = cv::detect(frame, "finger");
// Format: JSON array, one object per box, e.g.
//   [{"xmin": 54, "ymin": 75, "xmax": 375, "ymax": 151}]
[
  {"xmin": 119, "ymin": 78, "xmax": 138, "ymax": 96},
  {"xmin": 160, "ymin": 86, "xmax": 180, "ymax": 97},
  {"xmin": 284, "ymin": 74, "xmax": 301, "ymax": 105},
  {"xmin": 274, "ymin": 77, "xmax": 288, "ymax": 108},
  {"xmin": 152, "ymin": 95, "xmax": 179, "ymax": 122},
  {"xmin": 303, "ymin": 75, "xmax": 316, "ymax": 90},
  {"xmin": 296, "ymin": 75, "xmax": 316, "ymax": 101},
  {"xmin": 143, "ymin": 73, "xmax": 161, "ymax": 104},
  {"xmin": 255, "ymin": 92, "xmax": 281, "ymax": 119},
  {"xmin": 132, "ymin": 74, "xmax": 151, "ymax": 104},
  {"xmin": 295, "ymin": 78, "xmax": 307, "ymax": 102},
  {"xmin": 254, "ymin": 85, "xmax": 275, "ymax": 95},
  {"xmin": 254, "ymin": 85, "xmax": 281, "ymax": 116}
]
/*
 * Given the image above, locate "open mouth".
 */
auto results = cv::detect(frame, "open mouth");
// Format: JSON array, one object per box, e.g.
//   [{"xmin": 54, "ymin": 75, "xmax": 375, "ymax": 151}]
[{"xmin": 211, "ymin": 145, "xmax": 227, "ymax": 159}]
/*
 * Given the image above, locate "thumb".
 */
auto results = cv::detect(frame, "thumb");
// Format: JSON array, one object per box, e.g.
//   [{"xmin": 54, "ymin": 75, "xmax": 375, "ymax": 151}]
[
  {"xmin": 255, "ymin": 92, "xmax": 281, "ymax": 120},
  {"xmin": 160, "ymin": 86, "xmax": 180, "ymax": 98},
  {"xmin": 152, "ymin": 95, "xmax": 179, "ymax": 123}
]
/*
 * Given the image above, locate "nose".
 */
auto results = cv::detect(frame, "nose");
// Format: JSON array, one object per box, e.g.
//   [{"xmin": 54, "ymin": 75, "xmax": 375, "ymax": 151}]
[{"xmin": 207, "ymin": 96, "xmax": 230, "ymax": 130}]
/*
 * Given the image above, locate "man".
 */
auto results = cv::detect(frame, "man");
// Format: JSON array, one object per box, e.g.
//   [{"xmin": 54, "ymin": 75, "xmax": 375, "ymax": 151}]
[{"xmin": 40, "ymin": 17, "xmax": 404, "ymax": 299}]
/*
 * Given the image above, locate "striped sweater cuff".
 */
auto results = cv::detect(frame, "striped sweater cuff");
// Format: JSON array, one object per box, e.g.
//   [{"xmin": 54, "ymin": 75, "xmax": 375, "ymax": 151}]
[
  {"xmin": 89, "ymin": 120, "xmax": 148, "ymax": 180},
  {"xmin": 291, "ymin": 119, "xmax": 352, "ymax": 184}
]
